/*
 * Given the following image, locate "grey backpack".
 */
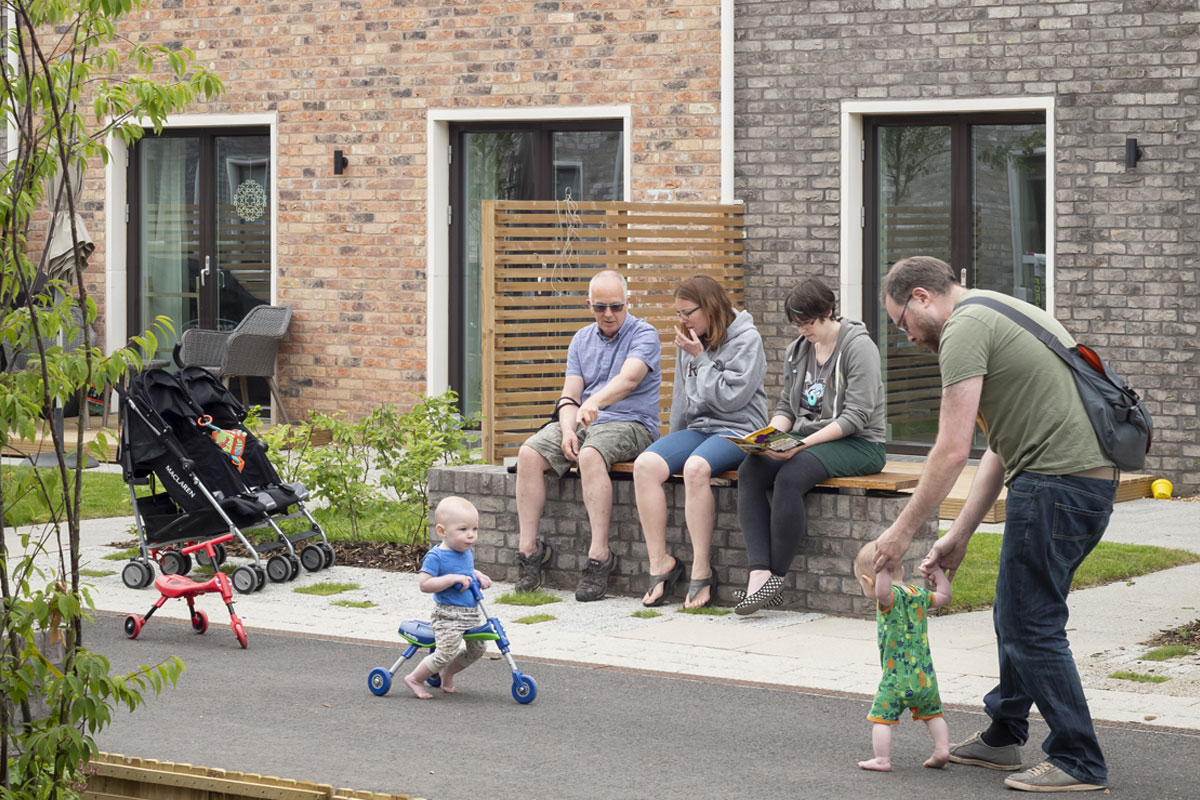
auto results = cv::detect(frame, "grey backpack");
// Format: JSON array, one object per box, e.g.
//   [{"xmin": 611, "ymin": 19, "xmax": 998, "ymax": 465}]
[{"xmin": 959, "ymin": 297, "xmax": 1152, "ymax": 472}]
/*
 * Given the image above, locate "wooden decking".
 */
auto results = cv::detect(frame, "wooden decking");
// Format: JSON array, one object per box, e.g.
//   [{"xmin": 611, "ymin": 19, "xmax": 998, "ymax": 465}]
[
  {"xmin": 2, "ymin": 423, "xmax": 120, "ymax": 464},
  {"xmin": 2, "ymin": 426, "xmax": 1154, "ymax": 523},
  {"xmin": 883, "ymin": 461, "xmax": 1154, "ymax": 523}
]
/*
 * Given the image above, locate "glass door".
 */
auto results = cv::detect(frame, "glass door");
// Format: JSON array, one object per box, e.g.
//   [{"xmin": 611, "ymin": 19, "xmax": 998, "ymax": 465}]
[
  {"xmin": 129, "ymin": 130, "xmax": 271, "ymax": 362},
  {"xmin": 866, "ymin": 115, "xmax": 1046, "ymax": 450},
  {"xmin": 449, "ymin": 121, "xmax": 624, "ymax": 418}
]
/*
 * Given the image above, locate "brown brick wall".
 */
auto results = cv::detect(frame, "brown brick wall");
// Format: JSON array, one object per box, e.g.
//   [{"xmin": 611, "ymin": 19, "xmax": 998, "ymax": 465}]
[{"xmin": 93, "ymin": 0, "xmax": 724, "ymax": 413}]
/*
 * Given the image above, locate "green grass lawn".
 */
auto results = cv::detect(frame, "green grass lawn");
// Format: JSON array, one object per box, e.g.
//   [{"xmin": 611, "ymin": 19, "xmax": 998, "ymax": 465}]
[
  {"xmin": 943, "ymin": 532, "xmax": 1200, "ymax": 613},
  {"xmin": 2, "ymin": 466, "xmax": 135, "ymax": 527}
]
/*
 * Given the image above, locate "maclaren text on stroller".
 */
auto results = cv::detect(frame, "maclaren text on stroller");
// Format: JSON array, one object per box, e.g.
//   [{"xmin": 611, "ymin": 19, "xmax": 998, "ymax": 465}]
[
  {"xmin": 368, "ymin": 580, "xmax": 538, "ymax": 704},
  {"xmin": 117, "ymin": 368, "xmax": 330, "ymax": 594}
]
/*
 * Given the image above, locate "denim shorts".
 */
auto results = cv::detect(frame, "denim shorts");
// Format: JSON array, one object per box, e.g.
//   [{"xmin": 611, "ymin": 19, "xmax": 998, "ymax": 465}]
[{"xmin": 641, "ymin": 428, "xmax": 748, "ymax": 475}]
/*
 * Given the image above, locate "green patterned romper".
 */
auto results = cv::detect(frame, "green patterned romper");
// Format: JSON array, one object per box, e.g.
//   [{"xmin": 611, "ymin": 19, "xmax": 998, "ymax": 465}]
[{"xmin": 868, "ymin": 584, "xmax": 943, "ymax": 724}]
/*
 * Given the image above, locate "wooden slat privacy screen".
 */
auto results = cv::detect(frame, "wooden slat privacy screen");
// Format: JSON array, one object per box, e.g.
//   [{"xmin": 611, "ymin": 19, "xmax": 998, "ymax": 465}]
[{"xmin": 481, "ymin": 199, "xmax": 746, "ymax": 465}]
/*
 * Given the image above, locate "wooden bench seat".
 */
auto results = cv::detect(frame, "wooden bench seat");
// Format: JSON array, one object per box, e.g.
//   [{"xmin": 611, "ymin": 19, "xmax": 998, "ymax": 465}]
[{"xmin": 605, "ymin": 460, "xmax": 919, "ymax": 492}]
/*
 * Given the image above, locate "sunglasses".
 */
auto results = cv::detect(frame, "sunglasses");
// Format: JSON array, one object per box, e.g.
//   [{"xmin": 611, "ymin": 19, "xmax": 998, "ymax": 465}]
[{"xmin": 589, "ymin": 302, "xmax": 626, "ymax": 314}]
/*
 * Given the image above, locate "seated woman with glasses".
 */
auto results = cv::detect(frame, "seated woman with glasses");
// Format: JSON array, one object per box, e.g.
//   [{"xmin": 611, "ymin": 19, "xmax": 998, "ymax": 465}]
[
  {"xmin": 633, "ymin": 275, "xmax": 767, "ymax": 608},
  {"xmin": 733, "ymin": 277, "xmax": 887, "ymax": 615}
]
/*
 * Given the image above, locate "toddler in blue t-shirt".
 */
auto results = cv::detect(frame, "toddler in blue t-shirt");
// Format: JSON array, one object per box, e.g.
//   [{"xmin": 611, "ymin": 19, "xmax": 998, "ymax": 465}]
[{"xmin": 403, "ymin": 496, "xmax": 492, "ymax": 699}]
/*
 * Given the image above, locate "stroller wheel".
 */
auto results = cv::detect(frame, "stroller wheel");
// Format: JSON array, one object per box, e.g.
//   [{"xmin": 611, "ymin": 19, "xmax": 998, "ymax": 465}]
[
  {"xmin": 196, "ymin": 543, "xmax": 228, "ymax": 569},
  {"xmin": 123, "ymin": 615, "xmax": 144, "ymax": 639},
  {"xmin": 368, "ymin": 668, "xmax": 392, "ymax": 696},
  {"xmin": 511, "ymin": 674, "xmax": 538, "ymax": 704},
  {"xmin": 232, "ymin": 565, "xmax": 258, "ymax": 595},
  {"xmin": 191, "ymin": 609, "xmax": 208, "ymax": 634},
  {"xmin": 161, "ymin": 550, "xmax": 192, "ymax": 577},
  {"xmin": 266, "ymin": 554, "xmax": 292, "ymax": 583},
  {"xmin": 233, "ymin": 620, "xmax": 248, "ymax": 649},
  {"xmin": 301, "ymin": 544, "xmax": 325, "ymax": 572},
  {"xmin": 137, "ymin": 558, "xmax": 157, "ymax": 589},
  {"xmin": 426, "ymin": 673, "xmax": 442, "ymax": 688},
  {"xmin": 253, "ymin": 565, "xmax": 267, "ymax": 591},
  {"xmin": 121, "ymin": 560, "xmax": 150, "ymax": 590},
  {"xmin": 320, "ymin": 543, "xmax": 336, "ymax": 569},
  {"xmin": 287, "ymin": 554, "xmax": 302, "ymax": 581}
]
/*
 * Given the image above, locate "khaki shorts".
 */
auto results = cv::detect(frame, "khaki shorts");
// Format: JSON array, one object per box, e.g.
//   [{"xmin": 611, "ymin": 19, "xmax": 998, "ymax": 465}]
[{"xmin": 522, "ymin": 420, "xmax": 654, "ymax": 476}]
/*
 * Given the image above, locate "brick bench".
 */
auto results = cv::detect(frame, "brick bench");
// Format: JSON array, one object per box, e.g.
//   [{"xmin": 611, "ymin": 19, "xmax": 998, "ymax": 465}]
[{"xmin": 428, "ymin": 464, "xmax": 937, "ymax": 617}]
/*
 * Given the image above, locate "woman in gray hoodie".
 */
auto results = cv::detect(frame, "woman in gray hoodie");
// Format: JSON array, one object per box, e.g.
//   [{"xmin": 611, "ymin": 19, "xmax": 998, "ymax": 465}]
[
  {"xmin": 734, "ymin": 278, "xmax": 886, "ymax": 615},
  {"xmin": 634, "ymin": 275, "xmax": 768, "ymax": 608}
]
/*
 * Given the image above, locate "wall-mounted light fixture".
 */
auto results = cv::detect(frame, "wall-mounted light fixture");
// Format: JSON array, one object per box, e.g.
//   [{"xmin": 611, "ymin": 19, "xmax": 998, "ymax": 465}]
[
  {"xmin": 334, "ymin": 149, "xmax": 349, "ymax": 175},
  {"xmin": 1125, "ymin": 138, "xmax": 1143, "ymax": 170}
]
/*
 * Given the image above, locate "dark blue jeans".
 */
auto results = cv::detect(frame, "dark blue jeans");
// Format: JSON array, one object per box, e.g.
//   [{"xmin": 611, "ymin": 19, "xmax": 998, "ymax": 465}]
[{"xmin": 986, "ymin": 470, "xmax": 1117, "ymax": 785}]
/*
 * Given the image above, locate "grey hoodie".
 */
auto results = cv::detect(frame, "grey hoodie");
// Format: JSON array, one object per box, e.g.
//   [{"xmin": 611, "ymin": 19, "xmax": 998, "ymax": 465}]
[
  {"xmin": 776, "ymin": 318, "xmax": 886, "ymax": 442},
  {"xmin": 669, "ymin": 308, "xmax": 768, "ymax": 435}
]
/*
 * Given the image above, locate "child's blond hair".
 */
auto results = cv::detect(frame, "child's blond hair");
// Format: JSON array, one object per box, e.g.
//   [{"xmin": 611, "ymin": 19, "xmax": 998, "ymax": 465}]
[
  {"xmin": 854, "ymin": 540, "xmax": 903, "ymax": 582},
  {"xmin": 433, "ymin": 495, "xmax": 476, "ymax": 528}
]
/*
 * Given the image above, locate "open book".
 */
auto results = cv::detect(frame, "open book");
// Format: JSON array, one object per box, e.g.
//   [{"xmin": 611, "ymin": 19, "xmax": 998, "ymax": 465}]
[{"xmin": 720, "ymin": 426, "xmax": 807, "ymax": 454}]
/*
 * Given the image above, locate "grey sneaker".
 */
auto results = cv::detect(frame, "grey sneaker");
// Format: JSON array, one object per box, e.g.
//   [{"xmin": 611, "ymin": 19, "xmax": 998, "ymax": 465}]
[
  {"xmin": 947, "ymin": 730, "xmax": 1023, "ymax": 771},
  {"xmin": 1004, "ymin": 761, "xmax": 1106, "ymax": 792},
  {"xmin": 575, "ymin": 552, "xmax": 616, "ymax": 602},
  {"xmin": 515, "ymin": 539, "xmax": 552, "ymax": 592}
]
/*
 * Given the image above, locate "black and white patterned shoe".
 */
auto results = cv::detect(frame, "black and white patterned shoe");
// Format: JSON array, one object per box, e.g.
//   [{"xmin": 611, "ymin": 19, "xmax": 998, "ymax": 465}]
[
  {"xmin": 733, "ymin": 574, "xmax": 785, "ymax": 615},
  {"xmin": 731, "ymin": 588, "xmax": 785, "ymax": 607}
]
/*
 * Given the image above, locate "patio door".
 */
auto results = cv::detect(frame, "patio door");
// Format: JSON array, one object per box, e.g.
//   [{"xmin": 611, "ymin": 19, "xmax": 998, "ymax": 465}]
[
  {"xmin": 864, "ymin": 114, "xmax": 1046, "ymax": 451},
  {"xmin": 127, "ymin": 129, "xmax": 272, "ymax": 362},
  {"xmin": 448, "ymin": 121, "xmax": 624, "ymax": 418}
]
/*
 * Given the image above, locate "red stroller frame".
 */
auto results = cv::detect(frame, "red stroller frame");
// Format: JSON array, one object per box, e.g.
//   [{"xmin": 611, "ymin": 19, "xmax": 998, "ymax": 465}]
[{"xmin": 124, "ymin": 533, "xmax": 249, "ymax": 649}]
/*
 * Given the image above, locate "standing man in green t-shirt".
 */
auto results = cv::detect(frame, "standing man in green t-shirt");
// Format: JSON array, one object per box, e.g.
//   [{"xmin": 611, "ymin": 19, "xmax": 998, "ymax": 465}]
[{"xmin": 872, "ymin": 256, "xmax": 1118, "ymax": 794}]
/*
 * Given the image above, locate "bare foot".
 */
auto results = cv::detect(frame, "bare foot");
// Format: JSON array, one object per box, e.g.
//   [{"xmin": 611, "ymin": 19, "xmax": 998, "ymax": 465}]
[
  {"xmin": 858, "ymin": 758, "xmax": 892, "ymax": 772},
  {"xmin": 402, "ymin": 674, "xmax": 432, "ymax": 699},
  {"xmin": 440, "ymin": 675, "xmax": 456, "ymax": 693},
  {"xmin": 924, "ymin": 749, "xmax": 949, "ymax": 769}
]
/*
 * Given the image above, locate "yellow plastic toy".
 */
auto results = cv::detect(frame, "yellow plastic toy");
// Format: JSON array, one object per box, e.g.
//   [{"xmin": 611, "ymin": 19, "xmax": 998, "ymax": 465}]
[{"xmin": 1151, "ymin": 478, "xmax": 1173, "ymax": 500}]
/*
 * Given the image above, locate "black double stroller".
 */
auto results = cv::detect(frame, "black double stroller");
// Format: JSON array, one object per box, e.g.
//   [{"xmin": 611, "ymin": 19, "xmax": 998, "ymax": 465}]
[{"xmin": 117, "ymin": 367, "xmax": 333, "ymax": 594}]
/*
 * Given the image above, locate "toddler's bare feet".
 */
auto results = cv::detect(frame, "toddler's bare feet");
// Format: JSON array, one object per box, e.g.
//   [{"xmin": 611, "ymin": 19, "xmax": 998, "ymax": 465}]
[
  {"xmin": 858, "ymin": 758, "xmax": 891, "ymax": 772},
  {"xmin": 924, "ymin": 749, "xmax": 949, "ymax": 769},
  {"xmin": 403, "ymin": 673, "xmax": 432, "ymax": 699},
  {"xmin": 440, "ymin": 674, "xmax": 456, "ymax": 693}
]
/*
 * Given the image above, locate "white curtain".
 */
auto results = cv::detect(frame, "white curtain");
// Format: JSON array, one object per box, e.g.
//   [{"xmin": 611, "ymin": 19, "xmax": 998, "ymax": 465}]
[{"xmin": 139, "ymin": 138, "xmax": 190, "ymax": 359}]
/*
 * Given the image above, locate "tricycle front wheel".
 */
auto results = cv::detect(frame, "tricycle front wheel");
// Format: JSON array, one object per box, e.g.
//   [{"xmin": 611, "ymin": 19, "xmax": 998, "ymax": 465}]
[{"xmin": 511, "ymin": 674, "xmax": 537, "ymax": 704}]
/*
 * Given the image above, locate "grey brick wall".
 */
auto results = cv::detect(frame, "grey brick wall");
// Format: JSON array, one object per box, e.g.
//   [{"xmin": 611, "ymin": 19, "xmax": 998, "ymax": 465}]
[
  {"xmin": 428, "ymin": 465, "xmax": 938, "ymax": 617},
  {"xmin": 736, "ymin": 0, "xmax": 1200, "ymax": 494}
]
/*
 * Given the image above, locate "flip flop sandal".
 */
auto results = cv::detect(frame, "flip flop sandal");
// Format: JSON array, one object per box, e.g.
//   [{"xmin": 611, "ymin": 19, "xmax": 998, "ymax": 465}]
[
  {"xmin": 685, "ymin": 573, "xmax": 719, "ymax": 608},
  {"xmin": 642, "ymin": 556, "xmax": 686, "ymax": 607},
  {"xmin": 733, "ymin": 574, "xmax": 785, "ymax": 615}
]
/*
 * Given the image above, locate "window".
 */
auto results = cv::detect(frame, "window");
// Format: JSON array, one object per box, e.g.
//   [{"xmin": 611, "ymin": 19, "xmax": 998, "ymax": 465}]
[
  {"xmin": 864, "ymin": 113, "xmax": 1047, "ymax": 450},
  {"xmin": 448, "ymin": 121, "xmax": 624, "ymax": 417}
]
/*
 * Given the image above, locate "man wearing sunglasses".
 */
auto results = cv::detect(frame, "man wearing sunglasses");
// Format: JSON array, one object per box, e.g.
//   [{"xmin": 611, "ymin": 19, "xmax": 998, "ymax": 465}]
[{"xmin": 513, "ymin": 270, "xmax": 662, "ymax": 601}]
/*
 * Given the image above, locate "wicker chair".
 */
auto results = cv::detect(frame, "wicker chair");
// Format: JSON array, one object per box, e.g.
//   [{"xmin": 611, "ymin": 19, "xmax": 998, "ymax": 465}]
[{"xmin": 176, "ymin": 304, "xmax": 292, "ymax": 423}]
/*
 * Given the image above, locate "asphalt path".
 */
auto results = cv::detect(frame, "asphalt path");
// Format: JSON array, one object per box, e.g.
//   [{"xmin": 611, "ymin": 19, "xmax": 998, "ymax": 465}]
[{"xmin": 90, "ymin": 613, "xmax": 1198, "ymax": 800}]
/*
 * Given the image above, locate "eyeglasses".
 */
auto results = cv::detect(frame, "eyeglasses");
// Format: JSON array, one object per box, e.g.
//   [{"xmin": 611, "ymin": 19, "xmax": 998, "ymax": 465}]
[
  {"xmin": 676, "ymin": 306, "xmax": 701, "ymax": 320},
  {"xmin": 894, "ymin": 295, "xmax": 914, "ymax": 334},
  {"xmin": 589, "ymin": 302, "xmax": 625, "ymax": 314}
]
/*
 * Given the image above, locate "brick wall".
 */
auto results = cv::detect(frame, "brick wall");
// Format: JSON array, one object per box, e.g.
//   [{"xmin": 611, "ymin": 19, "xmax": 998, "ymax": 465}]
[
  {"xmin": 94, "ymin": 1, "xmax": 724, "ymax": 411},
  {"xmin": 428, "ymin": 465, "xmax": 938, "ymax": 616},
  {"xmin": 736, "ymin": 0, "xmax": 1200, "ymax": 493}
]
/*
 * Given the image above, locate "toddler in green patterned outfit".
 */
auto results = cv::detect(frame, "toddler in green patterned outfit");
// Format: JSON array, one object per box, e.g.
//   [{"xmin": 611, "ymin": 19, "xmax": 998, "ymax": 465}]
[{"xmin": 855, "ymin": 540, "xmax": 953, "ymax": 771}]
